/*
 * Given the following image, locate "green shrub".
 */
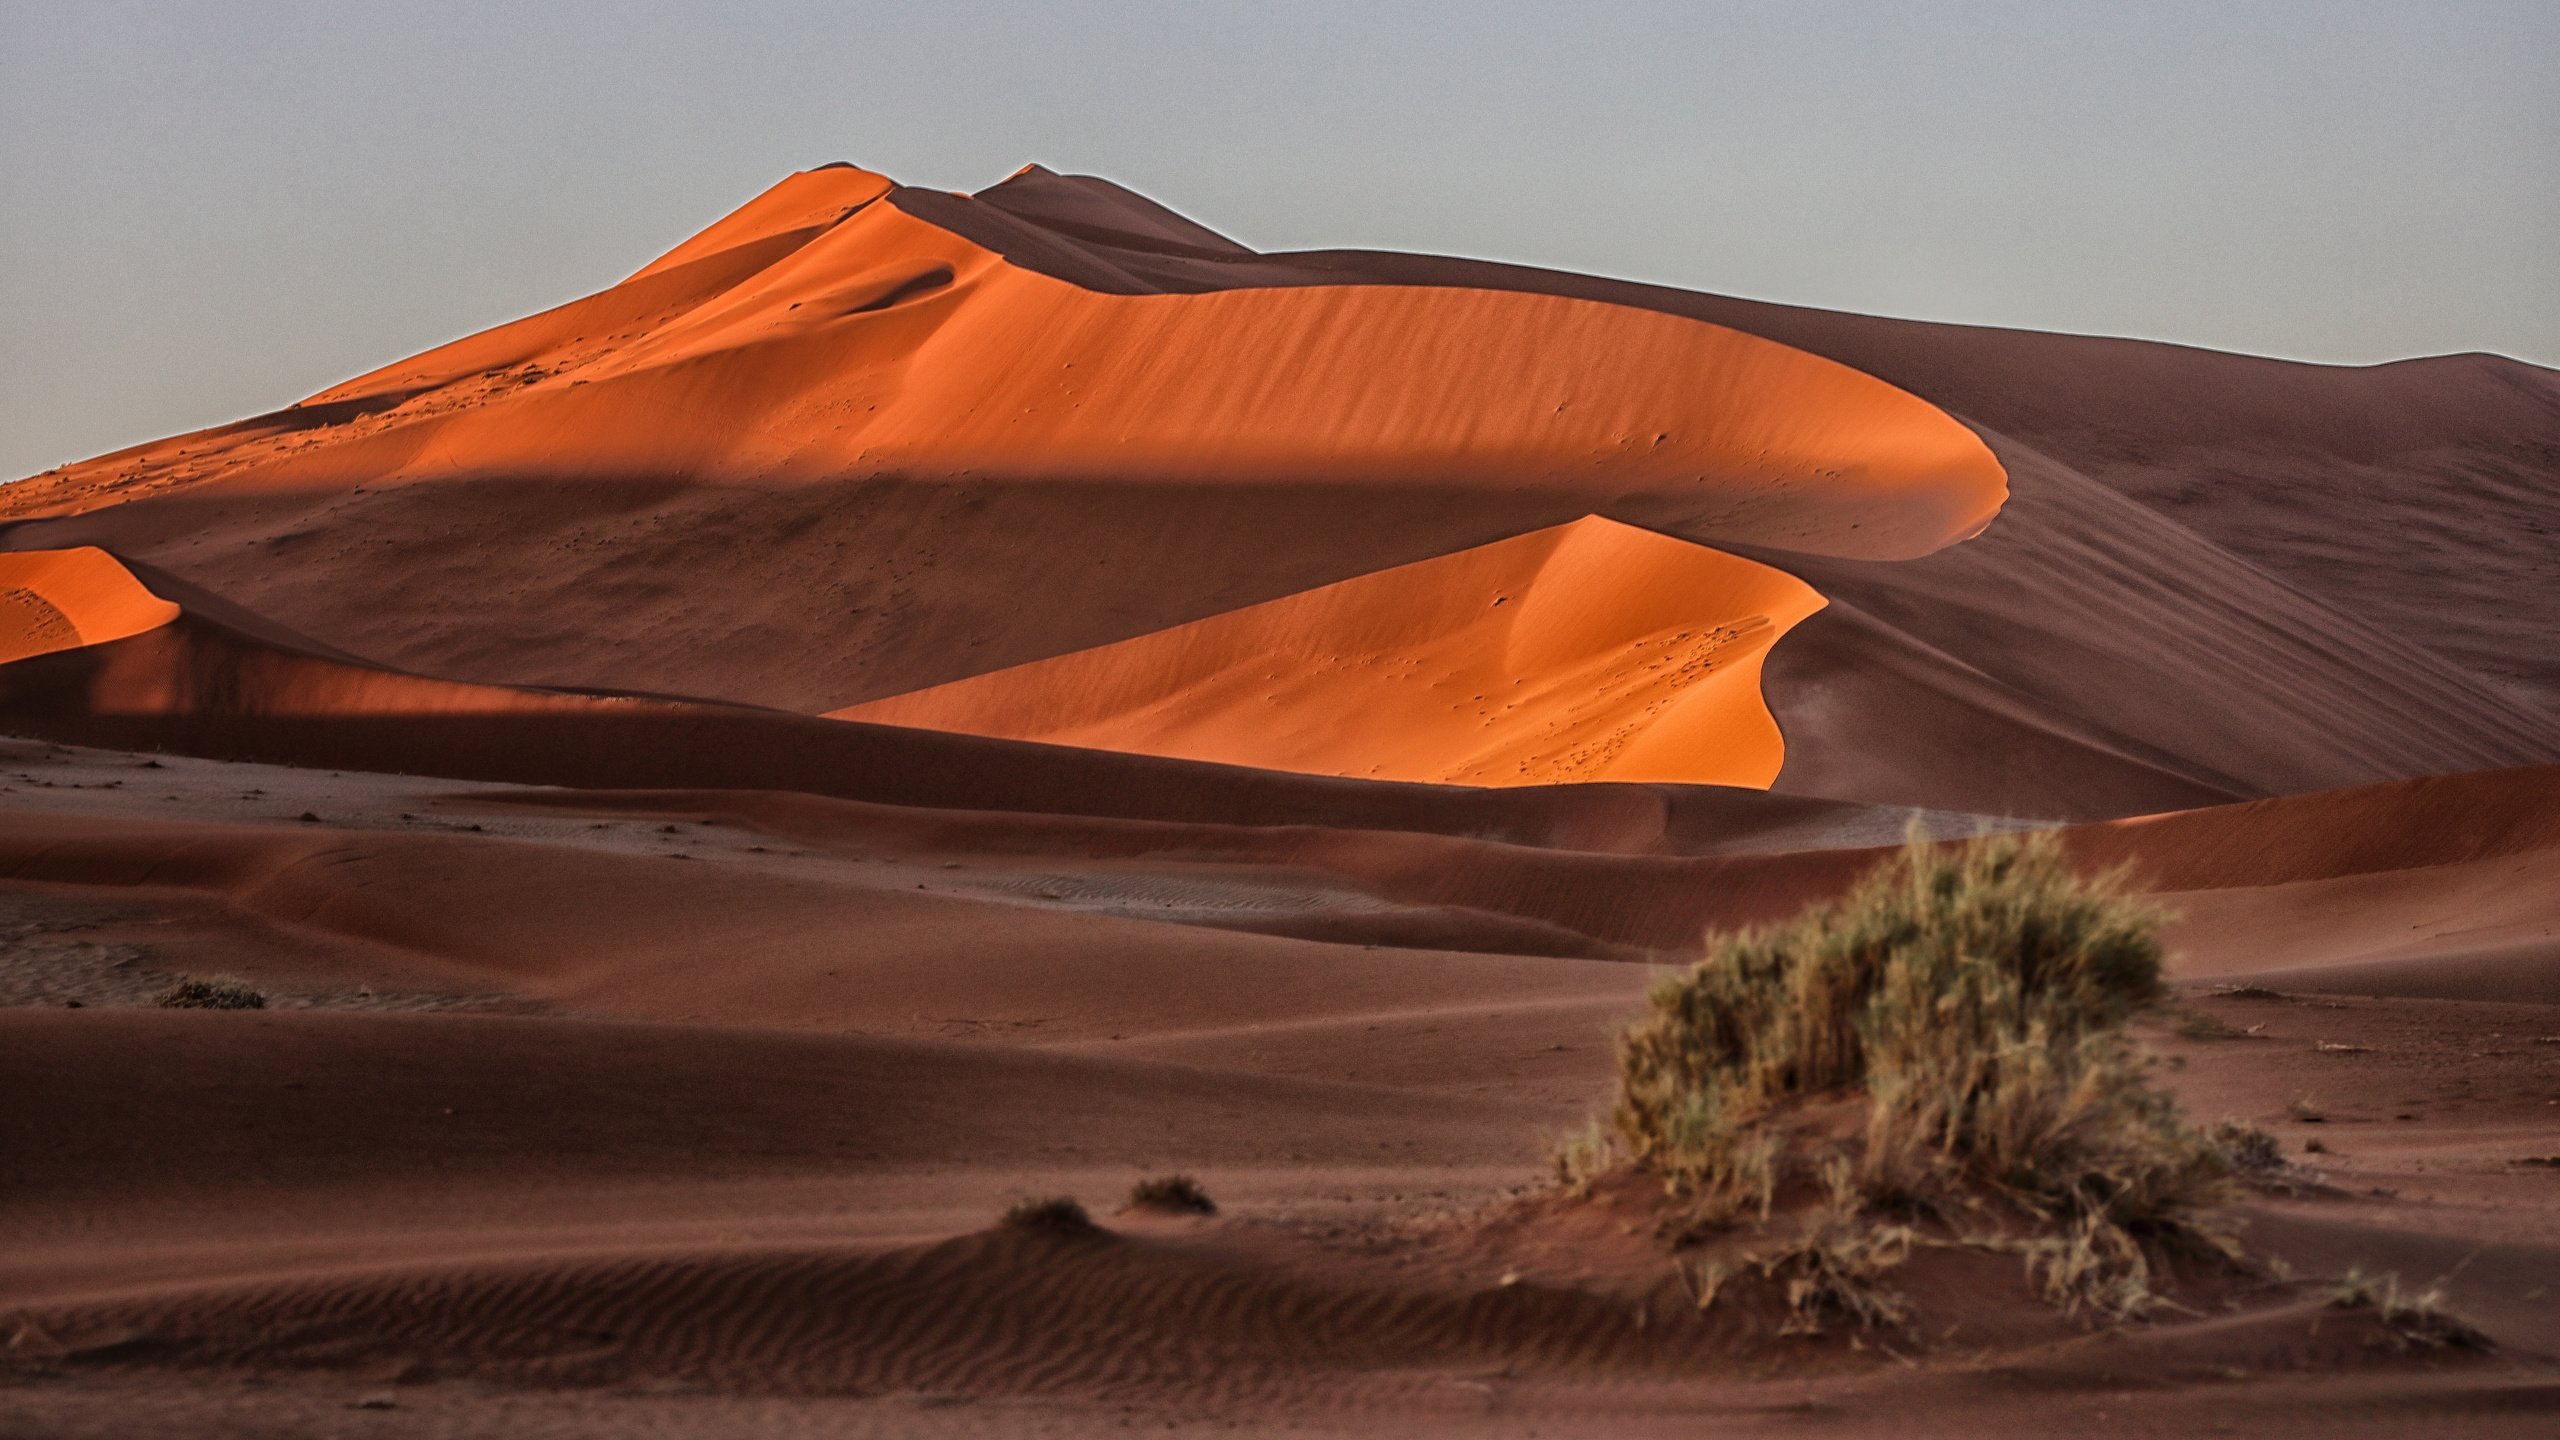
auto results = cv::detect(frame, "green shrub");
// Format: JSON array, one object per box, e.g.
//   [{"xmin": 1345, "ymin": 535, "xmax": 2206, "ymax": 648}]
[
  {"xmin": 152, "ymin": 976, "xmax": 267, "ymax": 1010},
  {"xmin": 1584, "ymin": 831, "xmax": 2230, "ymax": 1315}
]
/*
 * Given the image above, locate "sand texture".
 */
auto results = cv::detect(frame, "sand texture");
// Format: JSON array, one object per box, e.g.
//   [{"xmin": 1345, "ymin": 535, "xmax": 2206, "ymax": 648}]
[{"xmin": 2, "ymin": 163, "xmax": 2555, "ymax": 1437}]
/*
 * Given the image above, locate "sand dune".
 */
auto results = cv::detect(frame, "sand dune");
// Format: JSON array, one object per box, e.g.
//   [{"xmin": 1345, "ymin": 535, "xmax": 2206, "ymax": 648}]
[
  {"xmin": 7, "ymin": 163, "xmax": 2550, "ymax": 822},
  {"xmin": 0, "ymin": 547, "xmax": 178, "ymax": 666},
  {"xmin": 0, "ymin": 162, "xmax": 1999, "ymax": 763},
  {"xmin": 3, "ymin": 159, "xmax": 2556, "ymax": 1435},
  {"xmin": 0, "ymin": 551, "xmax": 1880, "ymax": 853},
  {"xmin": 6, "ymin": 168, "xmax": 2005, "ymax": 564},
  {"xmin": 840, "ymin": 516, "xmax": 1824, "ymax": 788}
]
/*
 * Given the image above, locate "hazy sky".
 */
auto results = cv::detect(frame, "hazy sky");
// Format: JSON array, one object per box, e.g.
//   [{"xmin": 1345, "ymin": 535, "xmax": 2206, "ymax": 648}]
[{"xmin": 4, "ymin": 1, "xmax": 2555, "ymax": 479}]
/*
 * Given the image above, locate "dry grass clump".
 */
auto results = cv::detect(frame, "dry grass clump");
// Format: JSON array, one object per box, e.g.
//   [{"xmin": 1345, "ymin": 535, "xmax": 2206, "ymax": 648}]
[
  {"xmin": 1000, "ymin": 1195, "xmax": 1098, "ymax": 1236},
  {"xmin": 1124, "ymin": 1174, "xmax": 1217, "ymax": 1215},
  {"xmin": 152, "ymin": 976, "xmax": 267, "ymax": 1010},
  {"xmin": 1751, "ymin": 1214, "xmax": 1916, "ymax": 1337},
  {"xmin": 1568, "ymin": 832, "xmax": 2233, "ymax": 1322},
  {"xmin": 2208, "ymin": 1119, "xmax": 2285, "ymax": 1179},
  {"xmin": 2330, "ymin": 1269, "xmax": 2491, "ymax": 1352}
]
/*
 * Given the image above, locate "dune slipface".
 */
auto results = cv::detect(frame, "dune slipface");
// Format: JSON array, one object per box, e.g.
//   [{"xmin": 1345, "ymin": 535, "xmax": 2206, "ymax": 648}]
[{"xmin": 839, "ymin": 516, "xmax": 1825, "ymax": 788}]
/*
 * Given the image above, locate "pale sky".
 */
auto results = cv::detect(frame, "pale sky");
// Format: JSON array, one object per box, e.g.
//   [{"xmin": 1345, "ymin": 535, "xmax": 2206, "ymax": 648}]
[{"xmin": 4, "ymin": 0, "xmax": 2555, "ymax": 480}]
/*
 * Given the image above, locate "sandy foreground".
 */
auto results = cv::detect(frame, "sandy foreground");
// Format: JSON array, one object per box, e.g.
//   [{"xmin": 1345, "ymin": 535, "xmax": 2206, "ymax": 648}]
[
  {"xmin": 1, "ymin": 736, "xmax": 2552, "ymax": 1437},
  {"xmin": 2, "ymin": 163, "xmax": 2556, "ymax": 1435}
]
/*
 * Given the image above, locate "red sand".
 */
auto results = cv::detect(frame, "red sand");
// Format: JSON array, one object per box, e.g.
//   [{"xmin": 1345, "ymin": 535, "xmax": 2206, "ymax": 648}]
[{"xmin": 1, "ymin": 162, "xmax": 2555, "ymax": 1437}]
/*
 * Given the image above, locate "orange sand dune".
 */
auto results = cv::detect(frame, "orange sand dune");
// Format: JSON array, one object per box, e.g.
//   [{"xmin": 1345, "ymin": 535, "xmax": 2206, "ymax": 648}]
[
  {"xmin": 7, "ymin": 162, "xmax": 2553, "ymax": 821},
  {"xmin": 839, "ymin": 516, "xmax": 1824, "ymax": 788},
  {"xmin": 5, "ymin": 158, "xmax": 2559, "ymax": 1439},
  {"xmin": 0, "ymin": 547, "xmax": 177, "ymax": 666},
  {"xmin": 1146, "ymin": 238, "xmax": 2560, "ymax": 810},
  {"xmin": 6, "ymin": 167, "xmax": 2005, "ymax": 568},
  {"xmin": 0, "ymin": 547, "xmax": 1893, "ymax": 855}
]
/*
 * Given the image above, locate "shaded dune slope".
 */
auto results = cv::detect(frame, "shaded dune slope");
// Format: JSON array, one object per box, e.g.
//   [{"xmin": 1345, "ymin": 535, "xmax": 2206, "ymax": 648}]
[{"xmin": 838, "ymin": 516, "xmax": 1825, "ymax": 788}]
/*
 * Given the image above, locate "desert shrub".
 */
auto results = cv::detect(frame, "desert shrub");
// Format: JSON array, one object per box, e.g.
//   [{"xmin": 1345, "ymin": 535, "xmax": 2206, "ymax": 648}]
[
  {"xmin": 1588, "ymin": 831, "xmax": 2230, "ymax": 1315},
  {"xmin": 2331, "ymin": 1269, "xmax": 2491, "ymax": 1351},
  {"xmin": 1758, "ymin": 1213, "xmax": 1916, "ymax": 1336},
  {"xmin": 2208, "ymin": 1119, "xmax": 2285, "ymax": 1177},
  {"xmin": 1124, "ymin": 1174, "xmax": 1217, "ymax": 1215},
  {"xmin": 1000, "ymin": 1195, "xmax": 1097, "ymax": 1236},
  {"xmin": 1549, "ymin": 1121, "xmax": 1617, "ymax": 1192},
  {"xmin": 152, "ymin": 976, "xmax": 267, "ymax": 1010}
]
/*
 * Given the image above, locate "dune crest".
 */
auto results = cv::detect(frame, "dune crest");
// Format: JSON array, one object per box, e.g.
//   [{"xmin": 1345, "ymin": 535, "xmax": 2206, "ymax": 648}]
[
  {"xmin": 839, "ymin": 517, "xmax": 1824, "ymax": 788},
  {"xmin": 0, "ymin": 548, "xmax": 178, "ymax": 666}
]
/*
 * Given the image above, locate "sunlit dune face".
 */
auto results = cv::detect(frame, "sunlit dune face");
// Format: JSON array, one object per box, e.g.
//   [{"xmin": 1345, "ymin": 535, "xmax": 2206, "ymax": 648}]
[
  {"xmin": 838, "ymin": 516, "xmax": 1825, "ymax": 789},
  {"xmin": 0, "ymin": 549, "xmax": 178, "ymax": 666},
  {"xmin": 13, "ymin": 170, "xmax": 2006, "ymax": 566},
  {"xmin": 621, "ymin": 164, "xmax": 898, "ymax": 283}
]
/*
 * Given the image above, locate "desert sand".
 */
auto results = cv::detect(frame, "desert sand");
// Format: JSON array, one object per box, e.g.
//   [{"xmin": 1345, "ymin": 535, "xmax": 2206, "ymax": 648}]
[{"xmin": 1, "ymin": 163, "xmax": 2555, "ymax": 1438}]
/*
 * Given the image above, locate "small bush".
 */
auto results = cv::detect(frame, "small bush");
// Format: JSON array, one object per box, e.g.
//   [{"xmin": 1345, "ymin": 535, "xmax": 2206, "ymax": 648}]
[
  {"xmin": 1125, "ymin": 1174, "xmax": 1216, "ymax": 1215},
  {"xmin": 1587, "ymin": 831, "xmax": 2230, "ymax": 1316},
  {"xmin": 2331, "ymin": 1269, "xmax": 2491, "ymax": 1352},
  {"xmin": 1000, "ymin": 1195, "xmax": 1097, "ymax": 1236},
  {"xmin": 153, "ymin": 976, "xmax": 267, "ymax": 1010},
  {"xmin": 2210, "ymin": 1119, "xmax": 2285, "ymax": 1177}
]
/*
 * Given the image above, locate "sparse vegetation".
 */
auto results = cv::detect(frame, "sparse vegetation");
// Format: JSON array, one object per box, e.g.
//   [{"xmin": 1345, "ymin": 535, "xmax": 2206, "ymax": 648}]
[
  {"xmin": 1000, "ymin": 1195, "xmax": 1098, "ymax": 1236},
  {"xmin": 2212, "ymin": 984, "xmax": 2285, "ymax": 1001},
  {"xmin": 152, "ymin": 976, "xmax": 267, "ymax": 1010},
  {"xmin": 1125, "ymin": 1174, "xmax": 1217, "ymax": 1215},
  {"xmin": 2208, "ymin": 1119, "xmax": 2285, "ymax": 1178},
  {"xmin": 2330, "ymin": 1269, "xmax": 2491, "ymax": 1352},
  {"xmin": 1756, "ymin": 1211, "xmax": 1916, "ymax": 1336},
  {"xmin": 1566, "ymin": 831, "xmax": 2236, "ymax": 1323},
  {"xmin": 2171, "ymin": 1008, "xmax": 2248, "ymax": 1041}
]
